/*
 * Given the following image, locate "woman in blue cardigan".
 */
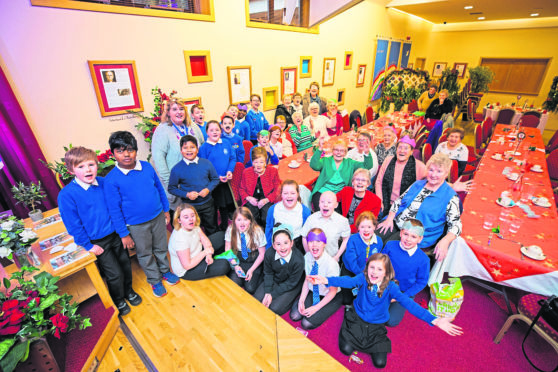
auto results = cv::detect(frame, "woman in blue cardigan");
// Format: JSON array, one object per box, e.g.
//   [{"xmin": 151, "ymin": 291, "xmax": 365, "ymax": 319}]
[{"xmin": 376, "ymin": 153, "xmax": 462, "ymax": 262}]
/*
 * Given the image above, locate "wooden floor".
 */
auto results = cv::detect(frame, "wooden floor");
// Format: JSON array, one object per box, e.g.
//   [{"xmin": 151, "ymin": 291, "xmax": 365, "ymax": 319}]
[{"xmin": 98, "ymin": 260, "xmax": 345, "ymax": 371}]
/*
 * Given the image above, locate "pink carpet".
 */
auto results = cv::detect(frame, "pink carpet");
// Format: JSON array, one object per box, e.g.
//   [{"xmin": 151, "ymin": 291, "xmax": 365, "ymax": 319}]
[{"xmin": 281, "ymin": 282, "xmax": 556, "ymax": 371}]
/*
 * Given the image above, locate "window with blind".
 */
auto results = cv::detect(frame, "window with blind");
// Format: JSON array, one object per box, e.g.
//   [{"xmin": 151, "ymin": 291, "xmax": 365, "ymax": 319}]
[
  {"xmin": 31, "ymin": 0, "xmax": 214, "ymax": 21},
  {"xmin": 246, "ymin": 0, "xmax": 316, "ymax": 33},
  {"xmin": 481, "ymin": 58, "xmax": 551, "ymax": 95}
]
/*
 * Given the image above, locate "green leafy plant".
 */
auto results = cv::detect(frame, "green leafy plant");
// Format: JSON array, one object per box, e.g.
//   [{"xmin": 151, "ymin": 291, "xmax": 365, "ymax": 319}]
[
  {"xmin": 10, "ymin": 182, "xmax": 45, "ymax": 213},
  {"xmin": 468, "ymin": 66, "xmax": 495, "ymax": 94},
  {"xmin": 0, "ymin": 267, "xmax": 91, "ymax": 372},
  {"xmin": 542, "ymin": 76, "xmax": 558, "ymax": 113},
  {"xmin": 439, "ymin": 68, "xmax": 460, "ymax": 105},
  {"xmin": 0, "ymin": 216, "xmax": 38, "ymax": 260}
]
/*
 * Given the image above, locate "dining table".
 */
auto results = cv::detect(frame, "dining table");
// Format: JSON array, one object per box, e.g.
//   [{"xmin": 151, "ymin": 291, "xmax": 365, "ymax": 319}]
[
  {"xmin": 430, "ymin": 125, "xmax": 557, "ymax": 305},
  {"xmin": 483, "ymin": 106, "xmax": 549, "ymax": 133}
]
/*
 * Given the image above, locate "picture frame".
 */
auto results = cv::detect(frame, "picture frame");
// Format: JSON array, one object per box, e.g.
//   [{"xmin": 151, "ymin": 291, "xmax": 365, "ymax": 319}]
[
  {"xmin": 453, "ymin": 62, "xmax": 468, "ymax": 78},
  {"xmin": 356, "ymin": 64, "xmax": 366, "ymax": 87},
  {"xmin": 322, "ymin": 57, "xmax": 336, "ymax": 87},
  {"xmin": 183, "ymin": 50, "xmax": 213, "ymax": 83},
  {"xmin": 180, "ymin": 97, "xmax": 202, "ymax": 115},
  {"xmin": 281, "ymin": 66, "xmax": 297, "ymax": 98},
  {"xmin": 344, "ymin": 51, "xmax": 353, "ymax": 70},
  {"xmin": 88, "ymin": 60, "xmax": 144, "ymax": 117},
  {"xmin": 262, "ymin": 87, "xmax": 278, "ymax": 111},
  {"xmin": 227, "ymin": 66, "xmax": 252, "ymax": 105},
  {"xmin": 300, "ymin": 56, "xmax": 312, "ymax": 78},
  {"xmin": 337, "ymin": 89, "xmax": 346, "ymax": 105},
  {"xmin": 432, "ymin": 62, "xmax": 447, "ymax": 78}
]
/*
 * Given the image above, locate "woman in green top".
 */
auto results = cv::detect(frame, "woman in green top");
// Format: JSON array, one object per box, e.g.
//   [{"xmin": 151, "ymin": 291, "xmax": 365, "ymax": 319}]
[
  {"xmin": 310, "ymin": 138, "xmax": 372, "ymax": 211},
  {"xmin": 289, "ymin": 112, "xmax": 316, "ymax": 152}
]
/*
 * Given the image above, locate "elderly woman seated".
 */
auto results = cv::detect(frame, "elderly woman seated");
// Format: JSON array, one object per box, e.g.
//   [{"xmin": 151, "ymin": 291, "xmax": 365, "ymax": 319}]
[
  {"xmin": 309, "ymin": 138, "xmax": 373, "ymax": 211},
  {"xmin": 374, "ymin": 126, "xmax": 398, "ymax": 167},
  {"xmin": 425, "ymin": 89, "xmax": 453, "ymax": 130},
  {"xmin": 322, "ymin": 99, "xmax": 343, "ymax": 136},
  {"xmin": 289, "ymin": 112, "xmax": 315, "ymax": 152},
  {"xmin": 346, "ymin": 131, "xmax": 379, "ymax": 179},
  {"xmin": 435, "ymin": 128, "xmax": 469, "ymax": 176},
  {"xmin": 376, "ymin": 153, "xmax": 463, "ymax": 261},
  {"xmin": 304, "ymin": 102, "xmax": 329, "ymax": 139}
]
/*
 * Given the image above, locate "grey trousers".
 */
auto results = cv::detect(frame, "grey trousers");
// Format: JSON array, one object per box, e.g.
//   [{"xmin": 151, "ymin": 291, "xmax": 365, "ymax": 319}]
[{"xmin": 128, "ymin": 211, "xmax": 170, "ymax": 285}]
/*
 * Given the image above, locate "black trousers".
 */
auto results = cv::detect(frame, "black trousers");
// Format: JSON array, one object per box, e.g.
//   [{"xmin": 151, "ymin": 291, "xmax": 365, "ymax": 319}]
[
  {"xmin": 289, "ymin": 291, "xmax": 343, "ymax": 329},
  {"xmin": 311, "ymin": 192, "xmax": 322, "ymax": 212},
  {"xmin": 227, "ymin": 260, "xmax": 263, "ymax": 294},
  {"xmin": 340, "ymin": 265, "xmax": 357, "ymax": 305},
  {"xmin": 91, "ymin": 232, "xmax": 133, "ymax": 303},
  {"xmin": 193, "ymin": 199, "xmax": 218, "ymax": 235},
  {"xmin": 245, "ymin": 202, "xmax": 271, "ymax": 229},
  {"xmin": 254, "ymin": 278, "xmax": 304, "ymax": 315},
  {"xmin": 181, "ymin": 259, "xmax": 230, "ymax": 281}
]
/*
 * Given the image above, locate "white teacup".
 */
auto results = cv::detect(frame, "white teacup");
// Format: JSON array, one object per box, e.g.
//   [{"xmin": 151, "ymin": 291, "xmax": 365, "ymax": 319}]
[
  {"xmin": 532, "ymin": 165, "xmax": 542, "ymax": 171},
  {"xmin": 289, "ymin": 160, "xmax": 299, "ymax": 166},
  {"xmin": 526, "ymin": 245, "xmax": 543, "ymax": 257},
  {"xmin": 493, "ymin": 153, "xmax": 503, "ymax": 160}
]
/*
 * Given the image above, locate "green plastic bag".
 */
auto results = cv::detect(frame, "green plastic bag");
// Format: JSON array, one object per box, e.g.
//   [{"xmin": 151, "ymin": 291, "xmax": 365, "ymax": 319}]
[
  {"xmin": 214, "ymin": 250, "xmax": 240, "ymax": 269},
  {"xmin": 413, "ymin": 111, "xmax": 425, "ymax": 117},
  {"xmin": 428, "ymin": 278, "xmax": 464, "ymax": 320}
]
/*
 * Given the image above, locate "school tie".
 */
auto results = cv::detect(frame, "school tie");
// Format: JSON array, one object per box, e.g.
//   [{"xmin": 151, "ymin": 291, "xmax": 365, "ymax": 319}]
[
  {"xmin": 371, "ymin": 284, "xmax": 378, "ymax": 295},
  {"xmin": 366, "ymin": 243, "xmax": 371, "ymax": 259},
  {"xmin": 310, "ymin": 261, "xmax": 320, "ymax": 305},
  {"xmin": 280, "ymin": 258, "xmax": 287, "ymax": 265},
  {"xmin": 240, "ymin": 233, "xmax": 249, "ymax": 260}
]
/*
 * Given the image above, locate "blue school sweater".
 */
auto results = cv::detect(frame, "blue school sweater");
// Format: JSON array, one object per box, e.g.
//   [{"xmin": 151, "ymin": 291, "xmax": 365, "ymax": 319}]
[
  {"xmin": 168, "ymin": 158, "xmax": 220, "ymax": 206},
  {"xmin": 234, "ymin": 120, "xmax": 250, "ymax": 141},
  {"xmin": 328, "ymin": 274, "xmax": 435, "ymax": 324},
  {"xmin": 222, "ymin": 132, "xmax": 246, "ymax": 164},
  {"xmin": 343, "ymin": 234, "xmax": 384, "ymax": 275},
  {"xmin": 245, "ymin": 109, "xmax": 269, "ymax": 140},
  {"xmin": 381, "ymin": 241, "xmax": 430, "ymax": 297},
  {"xmin": 104, "ymin": 161, "xmax": 170, "ymax": 238},
  {"xmin": 58, "ymin": 177, "xmax": 114, "ymax": 250},
  {"xmin": 198, "ymin": 139, "xmax": 236, "ymax": 176},
  {"xmin": 197, "ymin": 121, "xmax": 208, "ymax": 141}
]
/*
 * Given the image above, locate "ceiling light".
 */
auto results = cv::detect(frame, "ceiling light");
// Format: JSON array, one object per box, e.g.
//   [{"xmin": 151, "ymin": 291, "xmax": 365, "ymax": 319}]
[
  {"xmin": 464, "ymin": 6, "xmax": 473, "ymax": 10},
  {"xmin": 478, "ymin": 16, "xmax": 485, "ymax": 20},
  {"xmin": 531, "ymin": 13, "xmax": 539, "ymax": 17}
]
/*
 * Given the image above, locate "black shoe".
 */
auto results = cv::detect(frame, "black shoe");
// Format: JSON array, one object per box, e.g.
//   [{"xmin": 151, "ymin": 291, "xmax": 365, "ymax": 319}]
[
  {"xmin": 116, "ymin": 300, "xmax": 131, "ymax": 316},
  {"xmin": 126, "ymin": 290, "xmax": 142, "ymax": 306}
]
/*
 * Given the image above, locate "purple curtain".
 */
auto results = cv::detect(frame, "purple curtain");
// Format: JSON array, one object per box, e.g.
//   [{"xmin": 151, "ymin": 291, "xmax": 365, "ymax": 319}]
[{"xmin": 0, "ymin": 65, "xmax": 60, "ymax": 218}]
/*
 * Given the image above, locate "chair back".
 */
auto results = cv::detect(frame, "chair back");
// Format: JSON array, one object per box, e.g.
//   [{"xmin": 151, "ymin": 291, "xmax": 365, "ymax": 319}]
[
  {"xmin": 422, "ymin": 143, "xmax": 433, "ymax": 164},
  {"xmin": 438, "ymin": 134, "xmax": 447, "ymax": 144},
  {"xmin": 467, "ymin": 99, "xmax": 475, "ymax": 120},
  {"xmin": 284, "ymin": 131, "xmax": 297, "ymax": 155},
  {"xmin": 482, "ymin": 117, "xmax": 493, "ymax": 144},
  {"xmin": 414, "ymin": 132, "xmax": 427, "ymax": 151},
  {"xmin": 523, "ymin": 110, "xmax": 542, "ymax": 119},
  {"xmin": 408, "ymin": 99, "xmax": 419, "ymax": 113},
  {"xmin": 356, "ymin": 116, "xmax": 362, "ymax": 128},
  {"xmin": 229, "ymin": 162, "xmax": 245, "ymax": 207},
  {"xmin": 547, "ymin": 149, "xmax": 558, "ymax": 182},
  {"xmin": 495, "ymin": 108, "xmax": 515, "ymax": 125},
  {"xmin": 520, "ymin": 115, "xmax": 540, "ymax": 128},
  {"xmin": 365, "ymin": 106, "xmax": 374, "ymax": 124},
  {"xmin": 415, "ymin": 124, "xmax": 428, "ymax": 138},
  {"xmin": 474, "ymin": 124, "xmax": 484, "ymax": 157},
  {"xmin": 546, "ymin": 129, "xmax": 558, "ymax": 154},
  {"xmin": 448, "ymin": 160, "xmax": 459, "ymax": 183},
  {"xmin": 342, "ymin": 114, "xmax": 351, "ymax": 132},
  {"xmin": 242, "ymin": 140, "xmax": 253, "ymax": 165},
  {"xmin": 349, "ymin": 110, "xmax": 362, "ymax": 128}
]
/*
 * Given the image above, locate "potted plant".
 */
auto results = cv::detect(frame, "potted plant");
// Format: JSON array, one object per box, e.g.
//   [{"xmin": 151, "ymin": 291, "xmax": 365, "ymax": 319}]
[
  {"xmin": 542, "ymin": 76, "xmax": 558, "ymax": 113},
  {"xmin": 10, "ymin": 182, "xmax": 46, "ymax": 222},
  {"xmin": 0, "ymin": 216, "xmax": 40, "ymax": 268},
  {"xmin": 0, "ymin": 267, "xmax": 91, "ymax": 372},
  {"xmin": 468, "ymin": 66, "xmax": 495, "ymax": 96}
]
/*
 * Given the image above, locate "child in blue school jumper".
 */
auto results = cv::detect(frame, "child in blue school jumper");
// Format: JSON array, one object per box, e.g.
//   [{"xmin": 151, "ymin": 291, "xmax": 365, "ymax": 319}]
[
  {"xmin": 245, "ymin": 130, "xmax": 279, "ymax": 167},
  {"xmin": 245, "ymin": 94, "xmax": 269, "ymax": 143},
  {"xmin": 309, "ymin": 253, "xmax": 462, "ymax": 369},
  {"xmin": 58, "ymin": 146, "xmax": 140, "ymax": 316},
  {"xmin": 341, "ymin": 211, "xmax": 383, "ymax": 305},
  {"xmin": 104, "ymin": 131, "xmax": 179, "ymax": 298},
  {"xmin": 168, "ymin": 135, "xmax": 220, "ymax": 235},
  {"xmin": 381, "ymin": 218, "xmax": 430, "ymax": 327},
  {"xmin": 199, "ymin": 120, "xmax": 237, "ymax": 231},
  {"xmin": 191, "ymin": 104, "xmax": 208, "ymax": 141},
  {"xmin": 235, "ymin": 103, "xmax": 251, "ymax": 141},
  {"xmin": 221, "ymin": 115, "xmax": 245, "ymax": 164}
]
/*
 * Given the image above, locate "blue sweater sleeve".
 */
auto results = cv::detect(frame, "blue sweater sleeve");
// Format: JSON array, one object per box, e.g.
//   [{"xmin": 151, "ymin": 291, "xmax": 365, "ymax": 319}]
[
  {"xmin": 268, "ymin": 148, "xmax": 279, "ymax": 165},
  {"xmin": 390, "ymin": 284, "xmax": 436, "ymax": 324},
  {"xmin": 265, "ymin": 204, "xmax": 276, "ymax": 249},
  {"xmin": 327, "ymin": 273, "xmax": 363, "ymax": 289},
  {"xmin": 226, "ymin": 143, "xmax": 236, "ymax": 173},
  {"xmin": 237, "ymin": 140, "xmax": 246, "ymax": 164},
  {"xmin": 168, "ymin": 164, "xmax": 187, "ymax": 199},
  {"xmin": 343, "ymin": 235, "xmax": 360, "ymax": 275},
  {"xmin": 103, "ymin": 178, "xmax": 130, "ymax": 238},
  {"xmin": 58, "ymin": 191, "xmax": 93, "ymax": 250},
  {"xmin": 148, "ymin": 162, "xmax": 170, "ymax": 212}
]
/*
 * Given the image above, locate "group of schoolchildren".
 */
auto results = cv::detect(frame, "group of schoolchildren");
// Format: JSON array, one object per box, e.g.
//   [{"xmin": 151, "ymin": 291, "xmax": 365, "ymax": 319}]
[{"xmin": 57, "ymin": 92, "xmax": 462, "ymax": 369}]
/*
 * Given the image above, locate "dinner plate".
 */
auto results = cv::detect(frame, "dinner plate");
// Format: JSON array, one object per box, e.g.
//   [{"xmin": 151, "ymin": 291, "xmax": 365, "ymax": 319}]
[
  {"xmin": 532, "ymin": 198, "xmax": 551, "ymax": 208},
  {"xmin": 491, "ymin": 155, "xmax": 504, "ymax": 161},
  {"xmin": 520, "ymin": 246, "xmax": 546, "ymax": 261},
  {"xmin": 530, "ymin": 167, "xmax": 543, "ymax": 173}
]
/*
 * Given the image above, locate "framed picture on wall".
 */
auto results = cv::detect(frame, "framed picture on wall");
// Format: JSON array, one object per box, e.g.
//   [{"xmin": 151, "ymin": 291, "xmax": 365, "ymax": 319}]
[
  {"xmin": 88, "ymin": 60, "xmax": 144, "ymax": 117},
  {"xmin": 227, "ymin": 66, "xmax": 252, "ymax": 105},
  {"xmin": 432, "ymin": 62, "xmax": 447, "ymax": 78},
  {"xmin": 356, "ymin": 64, "xmax": 366, "ymax": 87},
  {"xmin": 453, "ymin": 62, "xmax": 468, "ymax": 78},
  {"xmin": 262, "ymin": 87, "xmax": 278, "ymax": 111},
  {"xmin": 337, "ymin": 89, "xmax": 346, "ymax": 105},
  {"xmin": 181, "ymin": 97, "xmax": 202, "ymax": 115},
  {"xmin": 300, "ymin": 56, "xmax": 312, "ymax": 78},
  {"xmin": 323, "ymin": 57, "xmax": 336, "ymax": 86},
  {"xmin": 281, "ymin": 67, "xmax": 297, "ymax": 98}
]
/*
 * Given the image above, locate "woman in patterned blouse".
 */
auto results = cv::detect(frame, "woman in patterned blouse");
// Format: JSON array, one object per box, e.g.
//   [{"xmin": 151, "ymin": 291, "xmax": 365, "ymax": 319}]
[{"xmin": 374, "ymin": 126, "xmax": 397, "ymax": 167}]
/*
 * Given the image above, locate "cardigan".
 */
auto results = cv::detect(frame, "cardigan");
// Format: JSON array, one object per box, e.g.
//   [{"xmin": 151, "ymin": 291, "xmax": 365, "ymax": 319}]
[
  {"xmin": 239, "ymin": 166, "xmax": 281, "ymax": 206},
  {"xmin": 374, "ymin": 155, "xmax": 426, "ymax": 209},
  {"xmin": 417, "ymin": 91, "xmax": 438, "ymax": 112},
  {"xmin": 309, "ymin": 150, "xmax": 372, "ymax": 196},
  {"xmin": 382, "ymin": 241, "xmax": 429, "ymax": 297},
  {"xmin": 322, "ymin": 112, "xmax": 343, "ymax": 136},
  {"xmin": 265, "ymin": 202, "xmax": 312, "ymax": 248},
  {"xmin": 336, "ymin": 186, "xmax": 381, "ymax": 233},
  {"xmin": 274, "ymin": 104, "xmax": 294, "ymax": 125}
]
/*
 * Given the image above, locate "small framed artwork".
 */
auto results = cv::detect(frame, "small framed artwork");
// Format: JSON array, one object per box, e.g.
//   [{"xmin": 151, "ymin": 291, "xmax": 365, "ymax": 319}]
[
  {"xmin": 300, "ymin": 56, "xmax": 312, "ymax": 78},
  {"xmin": 88, "ymin": 60, "xmax": 144, "ymax": 117},
  {"xmin": 432, "ymin": 62, "xmax": 447, "ymax": 78},
  {"xmin": 408, "ymin": 62, "xmax": 414, "ymax": 69},
  {"xmin": 262, "ymin": 87, "xmax": 278, "ymax": 111},
  {"xmin": 337, "ymin": 89, "xmax": 346, "ymax": 105},
  {"xmin": 323, "ymin": 57, "xmax": 336, "ymax": 87},
  {"xmin": 356, "ymin": 64, "xmax": 366, "ymax": 87},
  {"xmin": 344, "ymin": 51, "xmax": 353, "ymax": 70},
  {"xmin": 453, "ymin": 62, "xmax": 468, "ymax": 78},
  {"xmin": 281, "ymin": 67, "xmax": 297, "ymax": 98},
  {"xmin": 181, "ymin": 97, "xmax": 202, "ymax": 115},
  {"xmin": 183, "ymin": 50, "xmax": 213, "ymax": 83},
  {"xmin": 227, "ymin": 66, "xmax": 252, "ymax": 105}
]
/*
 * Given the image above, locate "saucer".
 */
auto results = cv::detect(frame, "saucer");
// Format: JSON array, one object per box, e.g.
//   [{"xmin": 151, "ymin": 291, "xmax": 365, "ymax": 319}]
[
  {"xmin": 496, "ymin": 199, "xmax": 514, "ymax": 208},
  {"xmin": 532, "ymin": 197, "xmax": 551, "ymax": 208},
  {"xmin": 506, "ymin": 173, "xmax": 519, "ymax": 181},
  {"xmin": 491, "ymin": 155, "xmax": 503, "ymax": 161},
  {"xmin": 288, "ymin": 162, "xmax": 300, "ymax": 169},
  {"xmin": 530, "ymin": 167, "xmax": 543, "ymax": 173},
  {"xmin": 520, "ymin": 246, "xmax": 546, "ymax": 261}
]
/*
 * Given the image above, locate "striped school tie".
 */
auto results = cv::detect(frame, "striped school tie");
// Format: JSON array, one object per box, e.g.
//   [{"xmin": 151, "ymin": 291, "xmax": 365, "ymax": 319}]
[
  {"xmin": 240, "ymin": 233, "xmax": 249, "ymax": 260},
  {"xmin": 371, "ymin": 284, "xmax": 378, "ymax": 295},
  {"xmin": 366, "ymin": 243, "xmax": 371, "ymax": 258},
  {"xmin": 310, "ymin": 261, "xmax": 320, "ymax": 305},
  {"xmin": 280, "ymin": 258, "xmax": 287, "ymax": 265}
]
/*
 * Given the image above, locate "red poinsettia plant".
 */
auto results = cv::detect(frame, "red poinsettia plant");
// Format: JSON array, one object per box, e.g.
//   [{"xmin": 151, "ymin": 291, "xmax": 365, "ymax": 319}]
[
  {"xmin": 41, "ymin": 144, "xmax": 115, "ymax": 182},
  {"xmin": 0, "ymin": 267, "xmax": 91, "ymax": 372}
]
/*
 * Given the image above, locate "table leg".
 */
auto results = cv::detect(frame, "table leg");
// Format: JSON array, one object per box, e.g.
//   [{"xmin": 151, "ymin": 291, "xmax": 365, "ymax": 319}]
[
  {"xmin": 462, "ymin": 276, "xmax": 515, "ymax": 315},
  {"xmin": 85, "ymin": 262, "xmax": 114, "ymax": 309}
]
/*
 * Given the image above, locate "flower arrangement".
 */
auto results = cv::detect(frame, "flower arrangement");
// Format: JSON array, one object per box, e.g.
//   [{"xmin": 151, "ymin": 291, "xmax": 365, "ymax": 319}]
[
  {"xmin": 542, "ymin": 76, "xmax": 558, "ymax": 113},
  {"xmin": 0, "ymin": 217, "xmax": 38, "ymax": 262},
  {"xmin": 40, "ymin": 144, "xmax": 115, "ymax": 182},
  {"xmin": 128, "ymin": 87, "xmax": 177, "ymax": 144},
  {"xmin": 379, "ymin": 68, "xmax": 429, "ymax": 113},
  {"xmin": 0, "ymin": 267, "xmax": 91, "ymax": 372}
]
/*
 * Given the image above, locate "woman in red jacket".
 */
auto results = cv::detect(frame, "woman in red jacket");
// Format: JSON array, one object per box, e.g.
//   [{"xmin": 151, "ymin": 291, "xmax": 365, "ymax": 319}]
[
  {"xmin": 240, "ymin": 147, "xmax": 281, "ymax": 228},
  {"xmin": 336, "ymin": 168, "xmax": 381, "ymax": 233}
]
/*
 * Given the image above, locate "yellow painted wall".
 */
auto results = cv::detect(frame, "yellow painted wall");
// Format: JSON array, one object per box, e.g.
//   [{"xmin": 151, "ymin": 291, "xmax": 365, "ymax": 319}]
[{"xmin": 0, "ymin": 0, "xmax": 432, "ymax": 163}]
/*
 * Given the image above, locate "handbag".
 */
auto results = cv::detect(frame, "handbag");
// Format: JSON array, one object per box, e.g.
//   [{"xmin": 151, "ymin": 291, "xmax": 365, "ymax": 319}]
[{"xmin": 522, "ymin": 295, "xmax": 558, "ymax": 372}]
